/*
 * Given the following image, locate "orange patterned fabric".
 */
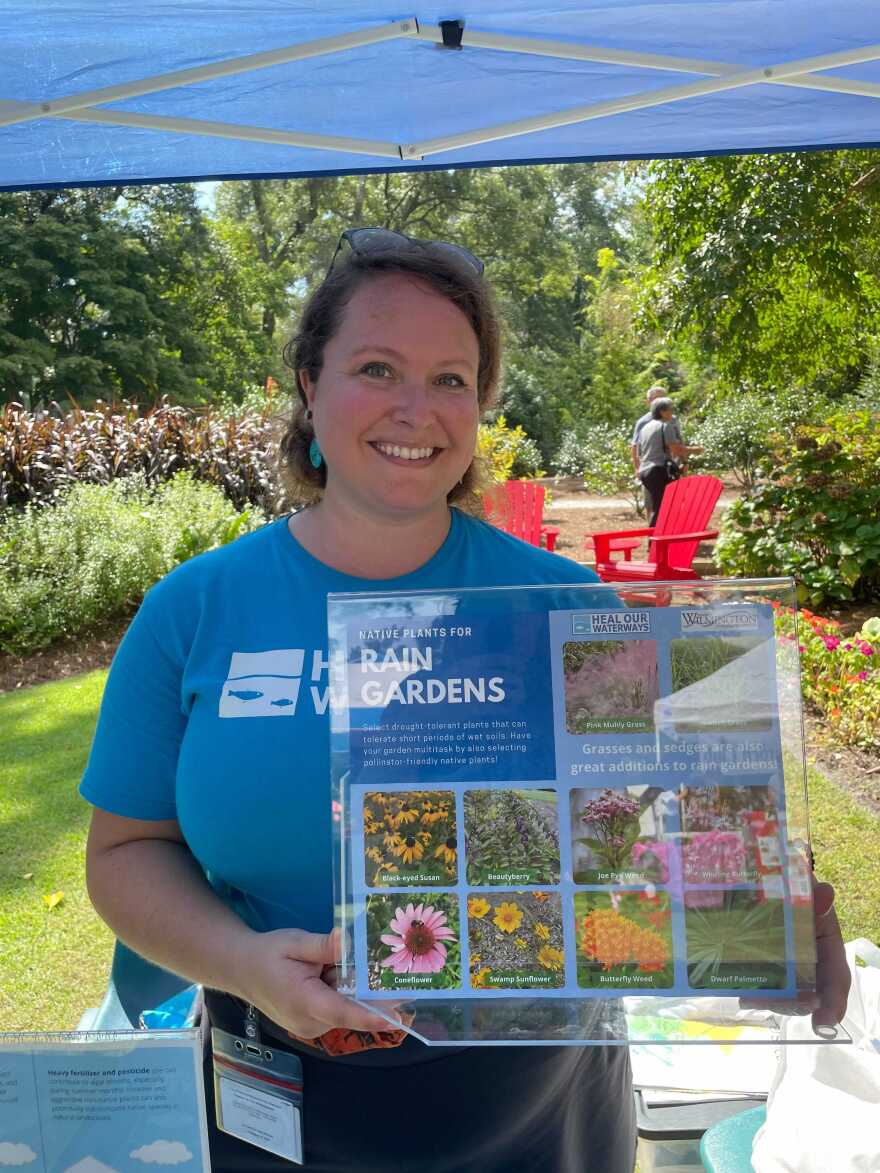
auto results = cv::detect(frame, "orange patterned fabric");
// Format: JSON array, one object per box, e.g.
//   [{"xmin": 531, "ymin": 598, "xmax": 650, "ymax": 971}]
[{"xmin": 287, "ymin": 1010, "xmax": 414, "ymax": 1056}]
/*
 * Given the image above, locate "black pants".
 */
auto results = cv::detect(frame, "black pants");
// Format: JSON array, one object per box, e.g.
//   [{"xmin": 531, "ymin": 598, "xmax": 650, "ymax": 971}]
[
  {"xmin": 639, "ymin": 465, "xmax": 672, "ymax": 527},
  {"xmin": 204, "ymin": 993, "xmax": 636, "ymax": 1173}
]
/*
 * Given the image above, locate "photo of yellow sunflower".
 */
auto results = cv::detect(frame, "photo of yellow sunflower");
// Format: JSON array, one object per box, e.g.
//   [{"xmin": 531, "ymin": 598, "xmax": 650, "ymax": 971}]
[
  {"xmin": 468, "ymin": 892, "xmax": 566, "ymax": 990},
  {"xmin": 492, "ymin": 901, "xmax": 523, "ymax": 934}
]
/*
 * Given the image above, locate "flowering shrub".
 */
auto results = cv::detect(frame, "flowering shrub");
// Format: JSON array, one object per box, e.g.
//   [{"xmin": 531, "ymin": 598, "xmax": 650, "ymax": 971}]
[
  {"xmin": 715, "ymin": 408, "xmax": 880, "ymax": 605},
  {"xmin": 682, "ymin": 832, "xmax": 748, "ymax": 908},
  {"xmin": 464, "ymin": 789, "xmax": 560, "ymax": 885},
  {"xmin": 576, "ymin": 789, "xmax": 641, "ymax": 872},
  {"xmin": 774, "ymin": 603, "xmax": 880, "ymax": 749},
  {"xmin": 477, "ymin": 415, "xmax": 545, "ymax": 483}
]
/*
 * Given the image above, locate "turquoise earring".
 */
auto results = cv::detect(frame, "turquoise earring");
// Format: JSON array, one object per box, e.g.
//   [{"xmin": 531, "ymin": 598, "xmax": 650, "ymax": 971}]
[{"xmin": 309, "ymin": 437, "xmax": 323, "ymax": 469}]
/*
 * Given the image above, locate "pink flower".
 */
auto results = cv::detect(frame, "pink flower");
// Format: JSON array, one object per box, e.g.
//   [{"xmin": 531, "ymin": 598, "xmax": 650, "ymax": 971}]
[
  {"xmin": 858, "ymin": 672, "xmax": 868, "ymax": 681},
  {"xmin": 380, "ymin": 902, "xmax": 454, "ymax": 974},
  {"xmin": 844, "ymin": 643, "xmax": 854, "ymax": 651},
  {"xmin": 798, "ymin": 645, "xmax": 806, "ymax": 653},
  {"xmin": 860, "ymin": 644, "xmax": 875, "ymax": 656},
  {"xmin": 823, "ymin": 636, "xmax": 840, "ymax": 652}
]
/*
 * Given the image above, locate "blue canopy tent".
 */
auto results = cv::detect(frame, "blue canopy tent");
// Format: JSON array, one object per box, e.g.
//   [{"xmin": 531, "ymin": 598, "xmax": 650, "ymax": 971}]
[{"xmin": 1, "ymin": 2, "xmax": 879, "ymax": 192}]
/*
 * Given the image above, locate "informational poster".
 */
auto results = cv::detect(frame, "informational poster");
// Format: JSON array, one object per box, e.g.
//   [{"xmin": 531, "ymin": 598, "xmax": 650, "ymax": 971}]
[
  {"xmin": 329, "ymin": 582, "xmax": 816, "ymax": 1042},
  {"xmin": 0, "ymin": 1031, "xmax": 209, "ymax": 1173}
]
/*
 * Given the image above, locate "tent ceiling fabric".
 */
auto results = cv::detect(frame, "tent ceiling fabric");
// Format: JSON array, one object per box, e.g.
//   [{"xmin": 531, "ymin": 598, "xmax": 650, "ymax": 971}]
[{"xmin": 1, "ymin": 2, "xmax": 879, "ymax": 192}]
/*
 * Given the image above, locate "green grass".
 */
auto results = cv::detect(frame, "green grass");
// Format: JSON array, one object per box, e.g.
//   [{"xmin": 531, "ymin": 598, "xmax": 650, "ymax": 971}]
[
  {"xmin": 0, "ymin": 670, "xmax": 114, "ymax": 1030},
  {"xmin": 808, "ymin": 766, "xmax": 880, "ymax": 944},
  {"xmin": 1, "ymin": 674, "xmax": 879, "ymax": 1032}
]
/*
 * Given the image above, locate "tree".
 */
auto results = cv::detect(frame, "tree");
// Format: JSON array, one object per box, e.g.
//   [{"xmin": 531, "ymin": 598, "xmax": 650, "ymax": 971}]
[
  {"xmin": 0, "ymin": 187, "xmax": 270, "ymax": 407},
  {"xmin": 213, "ymin": 166, "xmax": 628, "ymax": 456},
  {"xmin": 641, "ymin": 151, "xmax": 880, "ymax": 394}
]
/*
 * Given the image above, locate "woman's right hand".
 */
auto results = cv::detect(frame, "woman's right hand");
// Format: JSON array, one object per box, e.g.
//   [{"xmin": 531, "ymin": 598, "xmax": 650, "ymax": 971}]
[{"xmin": 234, "ymin": 925, "xmax": 399, "ymax": 1039}]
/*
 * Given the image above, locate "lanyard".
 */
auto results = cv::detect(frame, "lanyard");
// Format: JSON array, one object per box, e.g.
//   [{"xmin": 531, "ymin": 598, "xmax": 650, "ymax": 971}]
[{"xmin": 244, "ymin": 1002, "xmax": 261, "ymax": 1044}]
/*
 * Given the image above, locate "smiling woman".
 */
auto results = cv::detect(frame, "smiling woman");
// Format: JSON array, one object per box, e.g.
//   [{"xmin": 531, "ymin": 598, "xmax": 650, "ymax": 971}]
[
  {"xmin": 279, "ymin": 241, "xmax": 501, "ymax": 577},
  {"xmin": 79, "ymin": 231, "xmax": 639, "ymax": 1173}
]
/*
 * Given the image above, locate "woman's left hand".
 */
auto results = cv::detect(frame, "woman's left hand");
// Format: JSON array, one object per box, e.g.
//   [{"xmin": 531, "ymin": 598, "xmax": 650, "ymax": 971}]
[
  {"xmin": 740, "ymin": 877, "xmax": 850, "ymax": 1036},
  {"xmin": 810, "ymin": 880, "xmax": 850, "ymax": 1034}
]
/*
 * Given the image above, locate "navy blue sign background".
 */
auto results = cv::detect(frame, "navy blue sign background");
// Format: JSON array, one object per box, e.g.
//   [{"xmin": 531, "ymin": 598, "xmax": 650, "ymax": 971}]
[{"xmin": 348, "ymin": 611, "xmax": 556, "ymax": 785}]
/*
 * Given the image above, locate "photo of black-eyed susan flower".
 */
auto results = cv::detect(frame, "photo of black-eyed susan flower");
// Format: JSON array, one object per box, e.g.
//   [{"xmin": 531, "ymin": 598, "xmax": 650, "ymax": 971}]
[{"xmin": 363, "ymin": 790, "xmax": 457, "ymax": 888}]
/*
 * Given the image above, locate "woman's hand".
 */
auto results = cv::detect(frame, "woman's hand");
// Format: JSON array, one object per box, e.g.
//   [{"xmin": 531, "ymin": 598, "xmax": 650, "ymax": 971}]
[
  {"xmin": 810, "ymin": 880, "xmax": 850, "ymax": 1034},
  {"xmin": 234, "ymin": 926, "xmax": 399, "ymax": 1039}
]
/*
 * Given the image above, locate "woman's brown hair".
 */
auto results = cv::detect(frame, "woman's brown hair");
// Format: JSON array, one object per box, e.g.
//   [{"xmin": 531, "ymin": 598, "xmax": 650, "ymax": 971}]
[{"xmin": 279, "ymin": 246, "xmax": 502, "ymax": 508}]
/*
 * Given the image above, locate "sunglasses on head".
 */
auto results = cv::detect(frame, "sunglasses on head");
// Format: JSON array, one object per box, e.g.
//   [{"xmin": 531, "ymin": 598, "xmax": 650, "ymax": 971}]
[{"xmin": 327, "ymin": 227, "xmax": 484, "ymax": 277}]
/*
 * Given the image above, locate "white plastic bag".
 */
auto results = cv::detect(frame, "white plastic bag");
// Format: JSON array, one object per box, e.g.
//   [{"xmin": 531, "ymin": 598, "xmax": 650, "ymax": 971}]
[{"xmin": 751, "ymin": 938, "xmax": 880, "ymax": 1173}]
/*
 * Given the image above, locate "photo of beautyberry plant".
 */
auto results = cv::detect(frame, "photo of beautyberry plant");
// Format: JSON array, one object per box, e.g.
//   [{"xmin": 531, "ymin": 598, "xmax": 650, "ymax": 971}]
[
  {"xmin": 571, "ymin": 786, "xmax": 676, "ymax": 885},
  {"xmin": 574, "ymin": 890, "xmax": 674, "ymax": 989},
  {"xmin": 685, "ymin": 889, "xmax": 787, "ymax": 989},
  {"xmin": 680, "ymin": 784, "xmax": 781, "ymax": 890},
  {"xmin": 463, "ymin": 789, "xmax": 560, "ymax": 885},
  {"xmin": 563, "ymin": 640, "xmax": 659, "ymax": 733},
  {"xmin": 468, "ymin": 891, "xmax": 565, "ymax": 990},
  {"xmin": 366, "ymin": 893, "xmax": 461, "ymax": 991},
  {"xmin": 669, "ymin": 635, "xmax": 772, "ymax": 732},
  {"xmin": 362, "ymin": 790, "xmax": 457, "ymax": 888}
]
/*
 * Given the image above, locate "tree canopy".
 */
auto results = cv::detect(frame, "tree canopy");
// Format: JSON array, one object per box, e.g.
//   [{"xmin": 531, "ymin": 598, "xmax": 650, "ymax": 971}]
[{"xmin": 641, "ymin": 150, "xmax": 880, "ymax": 396}]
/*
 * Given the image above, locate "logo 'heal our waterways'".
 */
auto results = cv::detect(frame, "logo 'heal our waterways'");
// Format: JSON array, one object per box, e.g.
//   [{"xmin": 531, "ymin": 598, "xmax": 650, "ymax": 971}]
[{"xmin": 572, "ymin": 611, "xmax": 651, "ymax": 636}]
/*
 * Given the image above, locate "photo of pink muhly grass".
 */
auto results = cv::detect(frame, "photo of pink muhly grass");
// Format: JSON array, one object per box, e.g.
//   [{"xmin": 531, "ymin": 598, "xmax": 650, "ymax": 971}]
[
  {"xmin": 563, "ymin": 640, "xmax": 659, "ymax": 731},
  {"xmin": 380, "ymin": 902, "xmax": 455, "ymax": 974}
]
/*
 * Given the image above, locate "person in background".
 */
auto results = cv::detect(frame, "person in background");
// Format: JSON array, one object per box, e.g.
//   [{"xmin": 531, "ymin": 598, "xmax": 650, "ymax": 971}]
[
  {"xmin": 636, "ymin": 397, "xmax": 702, "ymax": 525},
  {"xmin": 630, "ymin": 384, "xmax": 683, "ymax": 474}
]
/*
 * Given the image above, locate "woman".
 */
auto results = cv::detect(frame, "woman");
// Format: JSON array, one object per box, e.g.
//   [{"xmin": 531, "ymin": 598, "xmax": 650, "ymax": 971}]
[
  {"xmin": 81, "ymin": 232, "xmax": 848, "ymax": 1172},
  {"xmin": 81, "ymin": 233, "xmax": 637, "ymax": 1172},
  {"xmin": 636, "ymin": 397, "xmax": 701, "ymax": 526}
]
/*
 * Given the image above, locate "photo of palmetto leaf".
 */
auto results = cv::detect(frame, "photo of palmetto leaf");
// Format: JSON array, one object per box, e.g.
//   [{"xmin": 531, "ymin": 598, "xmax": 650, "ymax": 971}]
[{"xmin": 685, "ymin": 890, "xmax": 787, "ymax": 989}]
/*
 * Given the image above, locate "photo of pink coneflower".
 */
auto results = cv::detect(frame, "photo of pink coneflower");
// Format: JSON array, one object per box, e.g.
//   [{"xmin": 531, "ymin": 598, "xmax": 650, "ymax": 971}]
[{"xmin": 368, "ymin": 895, "xmax": 461, "ymax": 990}]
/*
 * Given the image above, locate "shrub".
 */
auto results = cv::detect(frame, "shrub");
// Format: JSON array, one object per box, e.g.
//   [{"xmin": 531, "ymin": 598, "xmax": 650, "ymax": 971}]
[
  {"xmin": 0, "ymin": 399, "xmax": 281, "ymax": 512},
  {"xmin": 774, "ymin": 604, "xmax": 879, "ymax": 750},
  {"xmin": 690, "ymin": 388, "xmax": 819, "ymax": 491},
  {"xmin": 715, "ymin": 408, "xmax": 880, "ymax": 605},
  {"xmin": 0, "ymin": 474, "xmax": 265, "ymax": 655},
  {"xmin": 477, "ymin": 416, "xmax": 545, "ymax": 483},
  {"xmin": 553, "ymin": 423, "xmax": 643, "ymax": 515}
]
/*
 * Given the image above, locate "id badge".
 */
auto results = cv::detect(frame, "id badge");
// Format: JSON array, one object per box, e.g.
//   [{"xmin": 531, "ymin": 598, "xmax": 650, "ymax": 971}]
[{"xmin": 212, "ymin": 1027, "xmax": 304, "ymax": 1164}]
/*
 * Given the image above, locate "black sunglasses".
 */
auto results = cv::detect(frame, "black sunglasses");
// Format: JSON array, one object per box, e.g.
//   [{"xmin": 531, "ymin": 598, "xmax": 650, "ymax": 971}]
[{"xmin": 327, "ymin": 227, "xmax": 484, "ymax": 277}]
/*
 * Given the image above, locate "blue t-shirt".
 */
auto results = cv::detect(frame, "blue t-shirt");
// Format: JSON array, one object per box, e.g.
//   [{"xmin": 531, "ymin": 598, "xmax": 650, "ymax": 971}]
[{"xmin": 80, "ymin": 510, "xmax": 604, "ymax": 935}]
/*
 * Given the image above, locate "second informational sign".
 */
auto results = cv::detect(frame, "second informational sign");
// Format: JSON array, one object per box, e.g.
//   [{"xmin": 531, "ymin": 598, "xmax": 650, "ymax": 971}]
[{"xmin": 329, "ymin": 582, "xmax": 815, "ymax": 1020}]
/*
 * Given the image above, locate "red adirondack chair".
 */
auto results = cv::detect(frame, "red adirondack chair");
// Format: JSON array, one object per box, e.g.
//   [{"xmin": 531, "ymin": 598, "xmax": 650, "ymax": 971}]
[
  {"xmin": 586, "ymin": 475, "xmax": 723, "ymax": 582},
  {"xmin": 483, "ymin": 479, "xmax": 560, "ymax": 551}
]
